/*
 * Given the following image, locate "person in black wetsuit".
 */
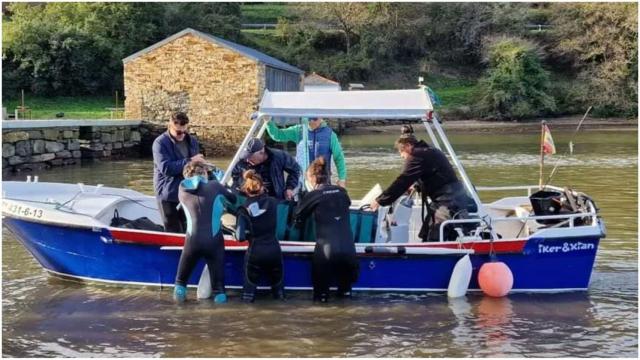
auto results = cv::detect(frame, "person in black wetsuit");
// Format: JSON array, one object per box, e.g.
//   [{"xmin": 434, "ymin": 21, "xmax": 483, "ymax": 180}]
[
  {"xmin": 293, "ymin": 157, "xmax": 358, "ymax": 303},
  {"xmin": 235, "ymin": 170, "xmax": 285, "ymax": 302},
  {"xmin": 173, "ymin": 162, "xmax": 237, "ymax": 303},
  {"xmin": 370, "ymin": 125, "xmax": 475, "ymax": 242}
]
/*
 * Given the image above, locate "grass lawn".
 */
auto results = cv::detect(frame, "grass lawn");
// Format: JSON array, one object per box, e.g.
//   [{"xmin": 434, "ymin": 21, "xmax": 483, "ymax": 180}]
[
  {"xmin": 2, "ymin": 95, "xmax": 120, "ymax": 119},
  {"xmin": 433, "ymin": 85, "xmax": 477, "ymax": 110},
  {"xmin": 240, "ymin": 3, "xmax": 290, "ymax": 24}
]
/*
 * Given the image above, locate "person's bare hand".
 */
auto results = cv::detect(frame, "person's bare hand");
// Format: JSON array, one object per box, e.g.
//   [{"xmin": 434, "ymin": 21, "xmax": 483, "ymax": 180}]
[
  {"xmin": 285, "ymin": 189, "xmax": 294, "ymax": 200},
  {"xmin": 337, "ymin": 179, "xmax": 347, "ymax": 188},
  {"xmin": 190, "ymin": 154, "xmax": 205, "ymax": 164},
  {"xmin": 370, "ymin": 199, "xmax": 380, "ymax": 211}
]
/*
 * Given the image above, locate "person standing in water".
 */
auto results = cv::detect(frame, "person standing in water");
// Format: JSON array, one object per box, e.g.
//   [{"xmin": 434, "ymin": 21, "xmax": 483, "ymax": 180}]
[
  {"xmin": 236, "ymin": 170, "xmax": 285, "ymax": 302},
  {"xmin": 266, "ymin": 117, "xmax": 347, "ymax": 188},
  {"xmin": 370, "ymin": 125, "xmax": 475, "ymax": 242},
  {"xmin": 173, "ymin": 162, "xmax": 236, "ymax": 303},
  {"xmin": 293, "ymin": 157, "xmax": 358, "ymax": 302}
]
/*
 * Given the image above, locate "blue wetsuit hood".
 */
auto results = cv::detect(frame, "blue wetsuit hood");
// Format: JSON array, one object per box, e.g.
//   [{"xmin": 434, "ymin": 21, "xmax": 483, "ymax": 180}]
[{"xmin": 180, "ymin": 175, "xmax": 208, "ymax": 193}]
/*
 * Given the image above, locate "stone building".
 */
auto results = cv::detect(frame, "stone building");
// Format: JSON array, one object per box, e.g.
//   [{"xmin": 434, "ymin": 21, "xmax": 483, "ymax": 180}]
[{"xmin": 123, "ymin": 28, "xmax": 303, "ymax": 155}]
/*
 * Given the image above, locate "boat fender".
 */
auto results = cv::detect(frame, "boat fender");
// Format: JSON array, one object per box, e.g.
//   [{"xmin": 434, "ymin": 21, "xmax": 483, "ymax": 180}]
[
  {"xmin": 197, "ymin": 266, "xmax": 212, "ymax": 299},
  {"xmin": 478, "ymin": 261, "xmax": 513, "ymax": 297},
  {"xmin": 447, "ymin": 254, "xmax": 472, "ymax": 298}
]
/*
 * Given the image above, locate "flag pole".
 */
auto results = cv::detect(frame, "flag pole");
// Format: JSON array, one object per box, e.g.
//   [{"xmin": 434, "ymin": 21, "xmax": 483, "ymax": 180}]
[{"xmin": 538, "ymin": 120, "xmax": 546, "ymax": 189}]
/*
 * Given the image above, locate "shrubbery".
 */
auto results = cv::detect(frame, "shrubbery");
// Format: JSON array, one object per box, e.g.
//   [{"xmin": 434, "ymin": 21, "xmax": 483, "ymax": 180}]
[{"xmin": 475, "ymin": 37, "xmax": 555, "ymax": 120}]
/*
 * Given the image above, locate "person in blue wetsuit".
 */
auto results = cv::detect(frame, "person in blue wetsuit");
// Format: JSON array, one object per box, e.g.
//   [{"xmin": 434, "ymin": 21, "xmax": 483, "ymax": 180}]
[
  {"xmin": 235, "ymin": 170, "xmax": 285, "ymax": 302},
  {"xmin": 173, "ymin": 162, "xmax": 237, "ymax": 303},
  {"xmin": 293, "ymin": 157, "xmax": 358, "ymax": 303}
]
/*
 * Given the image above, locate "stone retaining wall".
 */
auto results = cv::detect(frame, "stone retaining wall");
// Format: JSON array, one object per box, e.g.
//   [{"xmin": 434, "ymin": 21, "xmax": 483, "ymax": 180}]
[{"xmin": 2, "ymin": 120, "xmax": 142, "ymax": 175}]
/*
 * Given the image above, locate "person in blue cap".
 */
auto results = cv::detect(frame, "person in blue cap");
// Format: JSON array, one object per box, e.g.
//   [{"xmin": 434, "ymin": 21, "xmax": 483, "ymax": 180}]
[
  {"xmin": 235, "ymin": 169, "xmax": 285, "ymax": 302},
  {"xmin": 231, "ymin": 138, "xmax": 300, "ymax": 201},
  {"xmin": 173, "ymin": 162, "xmax": 237, "ymax": 303}
]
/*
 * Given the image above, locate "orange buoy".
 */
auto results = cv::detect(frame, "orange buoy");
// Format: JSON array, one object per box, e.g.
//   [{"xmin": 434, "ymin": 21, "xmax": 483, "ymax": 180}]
[{"xmin": 478, "ymin": 261, "xmax": 514, "ymax": 297}]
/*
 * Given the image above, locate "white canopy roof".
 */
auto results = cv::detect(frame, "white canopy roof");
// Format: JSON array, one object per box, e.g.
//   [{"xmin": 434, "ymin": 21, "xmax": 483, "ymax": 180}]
[{"xmin": 258, "ymin": 89, "xmax": 433, "ymax": 119}]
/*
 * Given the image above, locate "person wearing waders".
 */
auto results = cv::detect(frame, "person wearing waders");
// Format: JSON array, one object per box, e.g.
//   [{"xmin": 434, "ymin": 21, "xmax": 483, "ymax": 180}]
[
  {"xmin": 293, "ymin": 157, "xmax": 358, "ymax": 303},
  {"xmin": 173, "ymin": 162, "xmax": 237, "ymax": 303},
  {"xmin": 266, "ymin": 116, "xmax": 347, "ymax": 188},
  {"xmin": 235, "ymin": 170, "xmax": 285, "ymax": 302},
  {"xmin": 370, "ymin": 125, "xmax": 475, "ymax": 242}
]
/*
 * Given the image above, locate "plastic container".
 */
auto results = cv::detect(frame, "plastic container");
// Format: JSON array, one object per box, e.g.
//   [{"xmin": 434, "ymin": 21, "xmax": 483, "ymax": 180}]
[{"xmin": 529, "ymin": 190, "xmax": 564, "ymax": 224}]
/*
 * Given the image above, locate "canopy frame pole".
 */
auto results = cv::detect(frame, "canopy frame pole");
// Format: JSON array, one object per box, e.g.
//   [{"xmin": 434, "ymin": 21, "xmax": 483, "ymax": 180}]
[
  {"xmin": 421, "ymin": 119, "xmax": 441, "ymax": 150},
  {"xmin": 429, "ymin": 113, "xmax": 497, "ymax": 240},
  {"xmin": 221, "ymin": 115, "xmax": 266, "ymax": 185}
]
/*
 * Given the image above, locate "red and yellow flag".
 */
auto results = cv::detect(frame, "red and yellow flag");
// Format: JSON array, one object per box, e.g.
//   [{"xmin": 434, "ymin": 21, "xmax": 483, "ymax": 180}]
[{"xmin": 542, "ymin": 123, "xmax": 556, "ymax": 155}]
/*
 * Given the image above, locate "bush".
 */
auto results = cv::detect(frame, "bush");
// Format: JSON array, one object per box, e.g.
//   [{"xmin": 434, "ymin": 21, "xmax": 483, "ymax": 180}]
[{"xmin": 475, "ymin": 37, "xmax": 556, "ymax": 120}]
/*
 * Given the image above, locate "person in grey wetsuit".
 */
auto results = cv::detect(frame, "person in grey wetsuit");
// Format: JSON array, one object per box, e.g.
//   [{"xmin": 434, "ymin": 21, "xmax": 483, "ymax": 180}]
[
  {"xmin": 173, "ymin": 162, "xmax": 236, "ymax": 303},
  {"xmin": 293, "ymin": 157, "xmax": 358, "ymax": 303},
  {"xmin": 235, "ymin": 170, "xmax": 285, "ymax": 302}
]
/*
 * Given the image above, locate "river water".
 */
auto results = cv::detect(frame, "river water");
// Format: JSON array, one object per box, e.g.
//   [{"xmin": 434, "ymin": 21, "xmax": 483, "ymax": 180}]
[{"xmin": 2, "ymin": 128, "xmax": 637, "ymax": 357}]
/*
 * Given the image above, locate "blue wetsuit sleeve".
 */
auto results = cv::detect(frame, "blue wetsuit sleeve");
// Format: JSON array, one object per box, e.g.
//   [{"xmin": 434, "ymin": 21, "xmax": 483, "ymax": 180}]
[
  {"xmin": 153, "ymin": 140, "xmax": 188, "ymax": 176},
  {"xmin": 283, "ymin": 153, "xmax": 301, "ymax": 190}
]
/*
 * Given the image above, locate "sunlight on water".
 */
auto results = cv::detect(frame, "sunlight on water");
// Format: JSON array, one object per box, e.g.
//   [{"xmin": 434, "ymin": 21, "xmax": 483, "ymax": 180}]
[{"xmin": 2, "ymin": 129, "xmax": 637, "ymax": 357}]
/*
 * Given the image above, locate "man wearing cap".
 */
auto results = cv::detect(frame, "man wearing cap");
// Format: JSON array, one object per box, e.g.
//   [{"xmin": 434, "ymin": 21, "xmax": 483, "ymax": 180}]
[
  {"xmin": 231, "ymin": 138, "xmax": 300, "ymax": 200},
  {"xmin": 266, "ymin": 117, "xmax": 347, "ymax": 188},
  {"xmin": 152, "ymin": 112, "xmax": 205, "ymax": 233}
]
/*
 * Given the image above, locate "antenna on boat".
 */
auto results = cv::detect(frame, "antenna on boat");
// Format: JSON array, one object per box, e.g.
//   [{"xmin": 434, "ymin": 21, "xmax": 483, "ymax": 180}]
[{"xmin": 542, "ymin": 106, "xmax": 593, "ymax": 188}]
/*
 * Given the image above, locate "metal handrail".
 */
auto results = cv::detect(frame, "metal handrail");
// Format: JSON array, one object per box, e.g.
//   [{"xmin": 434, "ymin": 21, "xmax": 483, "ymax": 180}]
[
  {"xmin": 438, "ymin": 211, "xmax": 598, "ymax": 242},
  {"xmin": 476, "ymin": 185, "xmax": 564, "ymax": 196}
]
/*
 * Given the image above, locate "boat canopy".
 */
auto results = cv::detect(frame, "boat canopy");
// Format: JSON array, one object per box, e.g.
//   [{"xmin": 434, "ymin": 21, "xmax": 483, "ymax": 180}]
[{"xmin": 257, "ymin": 89, "xmax": 433, "ymax": 120}]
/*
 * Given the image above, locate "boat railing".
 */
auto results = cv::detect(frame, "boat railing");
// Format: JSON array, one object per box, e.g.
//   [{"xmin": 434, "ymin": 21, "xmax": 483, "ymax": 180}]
[
  {"xmin": 476, "ymin": 185, "xmax": 565, "ymax": 197},
  {"xmin": 439, "ymin": 210, "xmax": 599, "ymax": 242}
]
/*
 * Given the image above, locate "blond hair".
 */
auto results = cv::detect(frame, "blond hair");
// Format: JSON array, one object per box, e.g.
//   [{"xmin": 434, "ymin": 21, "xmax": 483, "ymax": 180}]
[{"xmin": 241, "ymin": 170, "xmax": 264, "ymax": 197}]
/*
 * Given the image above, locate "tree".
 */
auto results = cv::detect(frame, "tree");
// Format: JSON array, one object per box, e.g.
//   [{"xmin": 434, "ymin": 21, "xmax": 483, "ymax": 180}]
[
  {"xmin": 2, "ymin": 2, "xmax": 243, "ymax": 97},
  {"xmin": 476, "ymin": 37, "xmax": 556, "ymax": 120},
  {"xmin": 549, "ymin": 3, "xmax": 637, "ymax": 116}
]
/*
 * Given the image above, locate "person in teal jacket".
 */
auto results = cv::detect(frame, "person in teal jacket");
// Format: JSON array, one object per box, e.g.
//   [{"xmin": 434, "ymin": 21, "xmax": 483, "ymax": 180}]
[{"xmin": 266, "ymin": 117, "xmax": 347, "ymax": 188}]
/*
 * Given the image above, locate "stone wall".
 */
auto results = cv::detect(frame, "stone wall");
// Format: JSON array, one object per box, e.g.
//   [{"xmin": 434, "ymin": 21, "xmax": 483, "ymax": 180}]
[
  {"xmin": 124, "ymin": 33, "xmax": 263, "ymax": 155},
  {"xmin": 2, "ymin": 121, "xmax": 142, "ymax": 175}
]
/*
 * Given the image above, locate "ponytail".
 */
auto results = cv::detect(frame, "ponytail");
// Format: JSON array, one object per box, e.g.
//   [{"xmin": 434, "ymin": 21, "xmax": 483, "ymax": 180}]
[
  {"xmin": 307, "ymin": 156, "xmax": 329, "ymax": 185},
  {"xmin": 241, "ymin": 170, "xmax": 264, "ymax": 197}
]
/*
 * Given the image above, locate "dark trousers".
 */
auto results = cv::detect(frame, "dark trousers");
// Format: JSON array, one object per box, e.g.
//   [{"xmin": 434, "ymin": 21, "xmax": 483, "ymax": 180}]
[
  {"xmin": 175, "ymin": 235, "xmax": 225, "ymax": 295},
  {"xmin": 312, "ymin": 248, "xmax": 358, "ymax": 299},
  {"xmin": 157, "ymin": 199, "xmax": 186, "ymax": 233},
  {"xmin": 242, "ymin": 244, "xmax": 284, "ymax": 301}
]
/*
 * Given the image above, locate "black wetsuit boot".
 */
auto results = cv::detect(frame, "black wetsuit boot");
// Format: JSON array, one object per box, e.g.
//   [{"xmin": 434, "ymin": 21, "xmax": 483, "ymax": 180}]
[
  {"xmin": 237, "ymin": 194, "xmax": 285, "ymax": 302},
  {"xmin": 294, "ymin": 184, "xmax": 359, "ymax": 302},
  {"xmin": 174, "ymin": 176, "xmax": 236, "ymax": 300}
]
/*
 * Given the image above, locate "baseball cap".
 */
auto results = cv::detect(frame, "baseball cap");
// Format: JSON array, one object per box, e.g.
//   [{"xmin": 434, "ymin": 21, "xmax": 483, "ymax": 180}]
[{"xmin": 241, "ymin": 138, "xmax": 265, "ymax": 159}]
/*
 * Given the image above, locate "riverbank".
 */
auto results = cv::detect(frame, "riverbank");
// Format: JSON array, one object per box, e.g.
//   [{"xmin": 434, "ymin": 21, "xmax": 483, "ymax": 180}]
[{"xmin": 344, "ymin": 116, "xmax": 638, "ymax": 135}]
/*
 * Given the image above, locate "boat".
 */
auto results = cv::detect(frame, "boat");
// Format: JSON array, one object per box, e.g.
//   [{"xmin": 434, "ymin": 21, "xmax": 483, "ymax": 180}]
[{"xmin": 2, "ymin": 88, "xmax": 606, "ymax": 293}]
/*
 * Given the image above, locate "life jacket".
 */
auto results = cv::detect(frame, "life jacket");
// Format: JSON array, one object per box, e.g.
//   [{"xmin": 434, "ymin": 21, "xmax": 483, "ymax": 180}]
[{"xmin": 296, "ymin": 124, "xmax": 333, "ymax": 173}]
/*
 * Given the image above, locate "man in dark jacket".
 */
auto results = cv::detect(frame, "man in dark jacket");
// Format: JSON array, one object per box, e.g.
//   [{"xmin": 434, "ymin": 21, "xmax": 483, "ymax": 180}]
[
  {"xmin": 152, "ymin": 112, "xmax": 205, "ymax": 233},
  {"xmin": 232, "ymin": 138, "xmax": 300, "ymax": 200},
  {"xmin": 370, "ymin": 131, "xmax": 475, "ymax": 242}
]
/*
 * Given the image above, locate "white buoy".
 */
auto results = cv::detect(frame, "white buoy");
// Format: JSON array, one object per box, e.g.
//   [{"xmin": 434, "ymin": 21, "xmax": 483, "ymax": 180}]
[
  {"xmin": 447, "ymin": 254, "xmax": 473, "ymax": 298},
  {"xmin": 196, "ymin": 265, "xmax": 212, "ymax": 299}
]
